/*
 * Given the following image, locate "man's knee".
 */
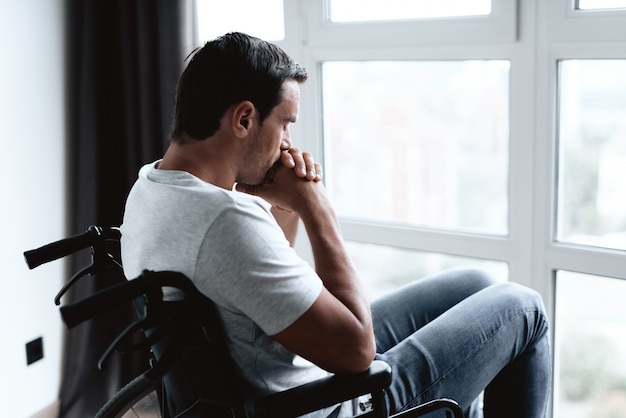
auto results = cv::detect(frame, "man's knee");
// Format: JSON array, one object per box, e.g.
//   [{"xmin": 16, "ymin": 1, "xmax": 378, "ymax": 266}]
[
  {"xmin": 496, "ymin": 282, "xmax": 548, "ymax": 325},
  {"xmin": 455, "ymin": 267, "xmax": 498, "ymax": 293}
]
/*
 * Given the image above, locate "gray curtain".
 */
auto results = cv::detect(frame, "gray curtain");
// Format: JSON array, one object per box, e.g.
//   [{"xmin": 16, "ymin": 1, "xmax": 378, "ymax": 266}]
[{"xmin": 62, "ymin": 0, "xmax": 185, "ymax": 416}]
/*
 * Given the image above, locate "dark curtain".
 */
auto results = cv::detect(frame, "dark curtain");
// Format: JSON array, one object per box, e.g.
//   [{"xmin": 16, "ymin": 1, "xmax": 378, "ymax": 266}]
[{"xmin": 62, "ymin": 0, "xmax": 184, "ymax": 416}]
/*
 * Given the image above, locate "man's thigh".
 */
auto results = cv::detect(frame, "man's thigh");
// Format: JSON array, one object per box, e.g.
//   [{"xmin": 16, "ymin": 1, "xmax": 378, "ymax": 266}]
[{"xmin": 371, "ymin": 267, "xmax": 495, "ymax": 352}]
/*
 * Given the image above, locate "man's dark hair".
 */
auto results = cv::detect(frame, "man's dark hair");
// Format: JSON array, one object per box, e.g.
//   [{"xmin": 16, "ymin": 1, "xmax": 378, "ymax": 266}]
[{"xmin": 171, "ymin": 32, "xmax": 308, "ymax": 140}]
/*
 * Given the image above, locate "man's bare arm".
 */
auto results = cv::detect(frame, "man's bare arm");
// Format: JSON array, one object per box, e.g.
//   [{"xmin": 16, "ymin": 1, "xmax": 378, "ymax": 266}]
[
  {"xmin": 273, "ymin": 187, "xmax": 375, "ymax": 373},
  {"xmin": 271, "ymin": 207, "xmax": 299, "ymax": 247},
  {"xmin": 237, "ymin": 157, "xmax": 375, "ymax": 373},
  {"xmin": 270, "ymin": 148, "xmax": 322, "ymax": 247}
]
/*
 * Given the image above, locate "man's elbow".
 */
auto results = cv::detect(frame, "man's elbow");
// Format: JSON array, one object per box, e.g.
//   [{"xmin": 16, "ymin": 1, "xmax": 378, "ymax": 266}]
[{"xmin": 337, "ymin": 336, "xmax": 376, "ymax": 373}]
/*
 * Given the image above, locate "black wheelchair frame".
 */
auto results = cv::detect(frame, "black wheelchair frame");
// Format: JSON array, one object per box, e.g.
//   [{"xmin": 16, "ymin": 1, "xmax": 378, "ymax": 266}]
[{"xmin": 24, "ymin": 225, "xmax": 464, "ymax": 418}]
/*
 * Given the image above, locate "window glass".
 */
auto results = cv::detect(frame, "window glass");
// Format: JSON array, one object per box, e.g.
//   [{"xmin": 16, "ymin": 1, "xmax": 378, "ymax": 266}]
[
  {"xmin": 322, "ymin": 60, "xmax": 510, "ymax": 235},
  {"xmin": 555, "ymin": 271, "xmax": 626, "ymax": 417},
  {"xmin": 556, "ymin": 60, "xmax": 626, "ymax": 251},
  {"xmin": 576, "ymin": 0, "xmax": 626, "ymax": 10},
  {"xmin": 346, "ymin": 241, "xmax": 508, "ymax": 300},
  {"xmin": 195, "ymin": 0, "xmax": 284, "ymax": 42},
  {"xmin": 329, "ymin": 0, "xmax": 491, "ymax": 22}
]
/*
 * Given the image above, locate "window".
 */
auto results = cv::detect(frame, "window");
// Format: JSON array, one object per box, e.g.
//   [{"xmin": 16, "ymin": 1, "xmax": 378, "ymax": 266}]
[
  {"xmin": 544, "ymin": 4, "xmax": 626, "ymax": 417},
  {"xmin": 301, "ymin": 0, "xmax": 519, "ymax": 296},
  {"xmin": 555, "ymin": 271, "xmax": 626, "ymax": 417},
  {"xmin": 576, "ymin": 0, "xmax": 626, "ymax": 10},
  {"xmin": 301, "ymin": 0, "xmax": 516, "ymax": 47},
  {"xmin": 557, "ymin": 60, "xmax": 626, "ymax": 251},
  {"xmin": 349, "ymin": 241, "xmax": 507, "ymax": 300},
  {"xmin": 194, "ymin": 2, "xmax": 626, "ymax": 416},
  {"xmin": 323, "ymin": 60, "xmax": 510, "ymax": 234},
  {"xmin": 328, "ymin": 0, "xmax": 491, "ymax": 22}
]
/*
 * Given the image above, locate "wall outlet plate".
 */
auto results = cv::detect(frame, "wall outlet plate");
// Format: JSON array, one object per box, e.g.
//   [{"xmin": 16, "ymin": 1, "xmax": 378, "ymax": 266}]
[{"xmin": 26, "ymin": 337, "xmax": 44, "ymax": 365}]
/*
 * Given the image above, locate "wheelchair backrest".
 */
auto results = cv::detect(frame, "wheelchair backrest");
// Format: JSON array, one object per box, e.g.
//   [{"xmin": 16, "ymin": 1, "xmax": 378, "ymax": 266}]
[{"xmin": 133, "ymin": 270, "xmax": 248, "ymax": 417}]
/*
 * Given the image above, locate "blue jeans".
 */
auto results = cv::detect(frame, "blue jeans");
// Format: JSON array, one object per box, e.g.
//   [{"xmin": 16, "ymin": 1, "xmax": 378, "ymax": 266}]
[{"xmin": 371, "ymin": 269, "xmax": 551, "ymax": 418}]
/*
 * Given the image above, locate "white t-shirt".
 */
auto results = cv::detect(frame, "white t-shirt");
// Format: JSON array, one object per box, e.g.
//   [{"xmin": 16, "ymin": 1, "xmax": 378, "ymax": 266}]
[{"xmin": 121, "ymin": 161, "xmax": 349, "ymax": 417}]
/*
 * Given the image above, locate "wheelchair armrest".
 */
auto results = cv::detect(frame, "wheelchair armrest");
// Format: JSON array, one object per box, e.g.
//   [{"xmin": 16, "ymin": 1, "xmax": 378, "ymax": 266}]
[
  {"xmin": 389, "ymin": 398, "xmax": 464, "ymax": 418},
  {"xmin": 255, "ymin": 360, "xmax": 392, "ymax": 418}
]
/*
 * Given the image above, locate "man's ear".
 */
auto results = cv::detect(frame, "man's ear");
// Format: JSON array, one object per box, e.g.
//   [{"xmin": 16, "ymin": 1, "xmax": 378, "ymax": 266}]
[{"xmin": 232, "ymin": 101, "xmax": 255, "ymax": 137}]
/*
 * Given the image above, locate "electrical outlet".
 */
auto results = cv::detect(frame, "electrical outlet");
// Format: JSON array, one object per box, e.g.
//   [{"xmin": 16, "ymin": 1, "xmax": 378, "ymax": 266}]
[{"xmin": 26, "ymin": 337, "xmax": 44, "ymax": 365}]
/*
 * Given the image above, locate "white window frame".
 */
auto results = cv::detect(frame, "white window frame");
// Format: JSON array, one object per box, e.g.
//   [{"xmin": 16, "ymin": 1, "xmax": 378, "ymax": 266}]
[
  {"xmin": 193, "ymin": 1, "xmax": 626, "ymax": 416},
  {"xmin": 533, "ymin": 1, "xmax": 626, "ymax": 284},
  {"xmin": 301, "ymin": 0, "xmax": 518, "ymax": 47},
  {"xmin": 283, "ymin": 2, "xmax": 626, "ymax": 417},
  {"xmin": 282, "ymin": 2, "xmax": 626, "ymax": 285},
  {"xmin": 288, "ymin": 0, "xmax": 533, "ymax": 287},
  {"xmin": 533, "ymin": 38, "xmax": 626, "ymax": 416},
  {"xmin": 546, "ymin": 0, "xmax": 626, "ymax": 41}
]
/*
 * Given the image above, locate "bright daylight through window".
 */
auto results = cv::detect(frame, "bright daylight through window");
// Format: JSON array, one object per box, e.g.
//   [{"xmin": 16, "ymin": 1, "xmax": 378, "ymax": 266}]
[
  {"xmin": 557, "ymin": 60, "xmax": 626, "ymax": 252},
  {"xmin": 576, "ymin": 0, "xmax": 626, "ymax": 10},
  {"xmin": 556, "ymin": 271, "xmax": 626, "ymax": 417},
  {"xmin": 347, "ymin": 241, "xmax": 508, "ymax": 299},
  {"xmin": 329, "ymin": 0, "xmax": 491, "ymax": 22},
  {"xmin": 323, "ymin": 60, "xmax": 510, "ymax": 235}
]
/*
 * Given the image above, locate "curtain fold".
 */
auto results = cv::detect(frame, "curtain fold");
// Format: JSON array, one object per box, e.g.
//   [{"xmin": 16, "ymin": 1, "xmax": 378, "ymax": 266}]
[{"xmin": 63, "ymin": 1, "xmax": 184, "ymax": 416}]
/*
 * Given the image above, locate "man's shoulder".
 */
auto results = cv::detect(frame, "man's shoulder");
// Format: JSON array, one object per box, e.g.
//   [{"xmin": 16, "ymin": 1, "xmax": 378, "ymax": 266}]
[{"xmin": 137, "ymin": 167, "xmax": 255, "ymax": 207}]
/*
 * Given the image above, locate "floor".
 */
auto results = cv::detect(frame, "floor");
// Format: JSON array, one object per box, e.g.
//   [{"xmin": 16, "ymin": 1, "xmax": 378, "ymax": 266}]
[{"xmin": 31, "ymin": 401, "xmax": 59, "ymax": 418}]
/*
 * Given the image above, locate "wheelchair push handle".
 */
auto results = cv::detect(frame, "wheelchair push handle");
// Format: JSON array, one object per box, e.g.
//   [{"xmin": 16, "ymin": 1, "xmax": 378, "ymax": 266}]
[
  {"xmin": 60, "ymin": 275, "xmax": 152, "ymax": 328},
  {"xmin": 23, "ymin": 225, "xmax": 121, "ymax": 269},
  {"xmin": 60, "ymin": 270, "xmax": 196, "ymax": 328}
]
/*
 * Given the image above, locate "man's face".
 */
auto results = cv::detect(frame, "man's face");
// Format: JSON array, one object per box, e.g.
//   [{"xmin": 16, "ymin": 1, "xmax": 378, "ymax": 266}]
[{"xmin": 241, "ymin": 80, "xmax": 300, "ymax": 185}]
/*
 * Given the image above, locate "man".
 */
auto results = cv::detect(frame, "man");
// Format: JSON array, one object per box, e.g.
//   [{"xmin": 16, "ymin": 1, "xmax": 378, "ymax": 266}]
[{"xmin": 121, "ymin": 32, "xmax": 551, "ymax": 417}]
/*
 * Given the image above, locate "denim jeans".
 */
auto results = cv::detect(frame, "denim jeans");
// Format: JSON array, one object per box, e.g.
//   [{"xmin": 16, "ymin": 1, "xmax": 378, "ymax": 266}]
[{"xmin": 371, "ymin": 268, "xmax": 551, "ymax": 418}]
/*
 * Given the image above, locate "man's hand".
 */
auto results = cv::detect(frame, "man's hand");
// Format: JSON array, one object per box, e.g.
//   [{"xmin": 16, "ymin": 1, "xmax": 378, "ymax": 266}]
[
  {"xmin": 236, "ymin": 147, "xmax": 324, "ymax": 214},
  {"xmin": 279, "ymin": 147, "xmax": 322, "ymax": 182},
  {"xmin": 236, "ymin": 148, "xmax": 324, "ymax": 245}
]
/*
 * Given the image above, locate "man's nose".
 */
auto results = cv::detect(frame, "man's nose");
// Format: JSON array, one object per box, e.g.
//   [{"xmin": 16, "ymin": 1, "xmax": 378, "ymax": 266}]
[{"xmin": 281, "ymin": 135, "xmax": 292, "ymax": 150}]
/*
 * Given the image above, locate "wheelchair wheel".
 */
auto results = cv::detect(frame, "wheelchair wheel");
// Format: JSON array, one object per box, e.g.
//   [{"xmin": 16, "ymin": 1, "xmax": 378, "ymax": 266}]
[{"xmin": 95, "ymin": 374, "xmax": 162, "ymax": 418}]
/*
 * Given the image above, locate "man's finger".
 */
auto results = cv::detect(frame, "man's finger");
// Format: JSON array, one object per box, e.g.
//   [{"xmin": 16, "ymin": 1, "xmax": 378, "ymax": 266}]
[{"xmin": 281, "ymin": 148, "xmax": 295, "ymax": 168}]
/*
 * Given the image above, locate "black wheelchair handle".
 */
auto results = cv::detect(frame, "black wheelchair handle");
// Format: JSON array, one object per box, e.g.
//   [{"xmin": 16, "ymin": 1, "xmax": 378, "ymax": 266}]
[
  {"xmin": 23, "ymin": 225, "xmax": 120, "ymax": 269},
  {"xmin": 60, "ymin": 275, "xmax": 153, "ymax": 328},
  {"xmin": 60, "ymin": 270, "xmax": 196, "ymax": 329}
]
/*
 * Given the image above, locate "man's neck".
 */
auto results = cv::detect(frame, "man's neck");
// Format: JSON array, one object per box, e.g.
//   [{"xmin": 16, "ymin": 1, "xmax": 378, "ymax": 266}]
[{"xmin": 159, "ymin": 140, "xmax": 235, "ymax": 190}]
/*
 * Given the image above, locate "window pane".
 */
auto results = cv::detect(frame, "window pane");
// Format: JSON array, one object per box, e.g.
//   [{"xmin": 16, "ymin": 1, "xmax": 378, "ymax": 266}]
[
  {"xmin": 195, "ymin": 0, "xmax": 284, "ymax": 42},
  {"xmin": 322, "ymin": 61, "xmax": 510, "ymax": 235},
  {"xmin": 555, "ymin": 271, "xmax": 626, "ymax": 417},
  {"xmin": 346, "ymin": 241, "xmax": 508, "ymax": 300},
  {"xmin": 576, "ymin": 0, "xmax": 626, "ymax": 10},
  {"xmin": 556, "ymin": 60, "xmax": 626, "ymax": 251},
  {"xmin": 329, "ymin": 0, "xmax": 491, "ymax": 22}
]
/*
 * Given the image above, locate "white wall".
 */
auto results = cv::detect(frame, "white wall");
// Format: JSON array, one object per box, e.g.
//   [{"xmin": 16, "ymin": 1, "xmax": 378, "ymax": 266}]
[{"xmin": 0, "ymin": 0, "xmax": 65, "ymax": 416}]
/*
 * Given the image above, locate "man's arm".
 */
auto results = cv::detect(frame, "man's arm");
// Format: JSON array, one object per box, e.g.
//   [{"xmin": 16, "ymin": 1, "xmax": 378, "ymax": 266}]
[
  {"xmin": 270, "ymin": 207, "xmax": 299, "ymax": 247},
  {"xmin": 269, "ymin": 148, "xmax": 321, "ymax": 247},
  {"xmin": 236, "ymin": 153, "xmax": 375, "ymax": 373},
  {"xmin": 274, "ymin": 187, "xmax": 375, "ymax": 373}
]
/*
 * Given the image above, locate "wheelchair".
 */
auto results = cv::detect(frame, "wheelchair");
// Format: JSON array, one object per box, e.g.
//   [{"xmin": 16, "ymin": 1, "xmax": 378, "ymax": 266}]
[{"xmin": 25, "ymin": 226, "xmax": 464, "ymax": 417}]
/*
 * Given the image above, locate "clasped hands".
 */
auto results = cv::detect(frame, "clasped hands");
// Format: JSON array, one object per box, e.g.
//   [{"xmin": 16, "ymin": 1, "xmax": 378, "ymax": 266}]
[
  {"xmin": 277, "ymin": 147, "xmax": 323, "ymax": 183},
  {"xmin": 235, "ymin": 148, "xmax": 323, "ymax": 214}
]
